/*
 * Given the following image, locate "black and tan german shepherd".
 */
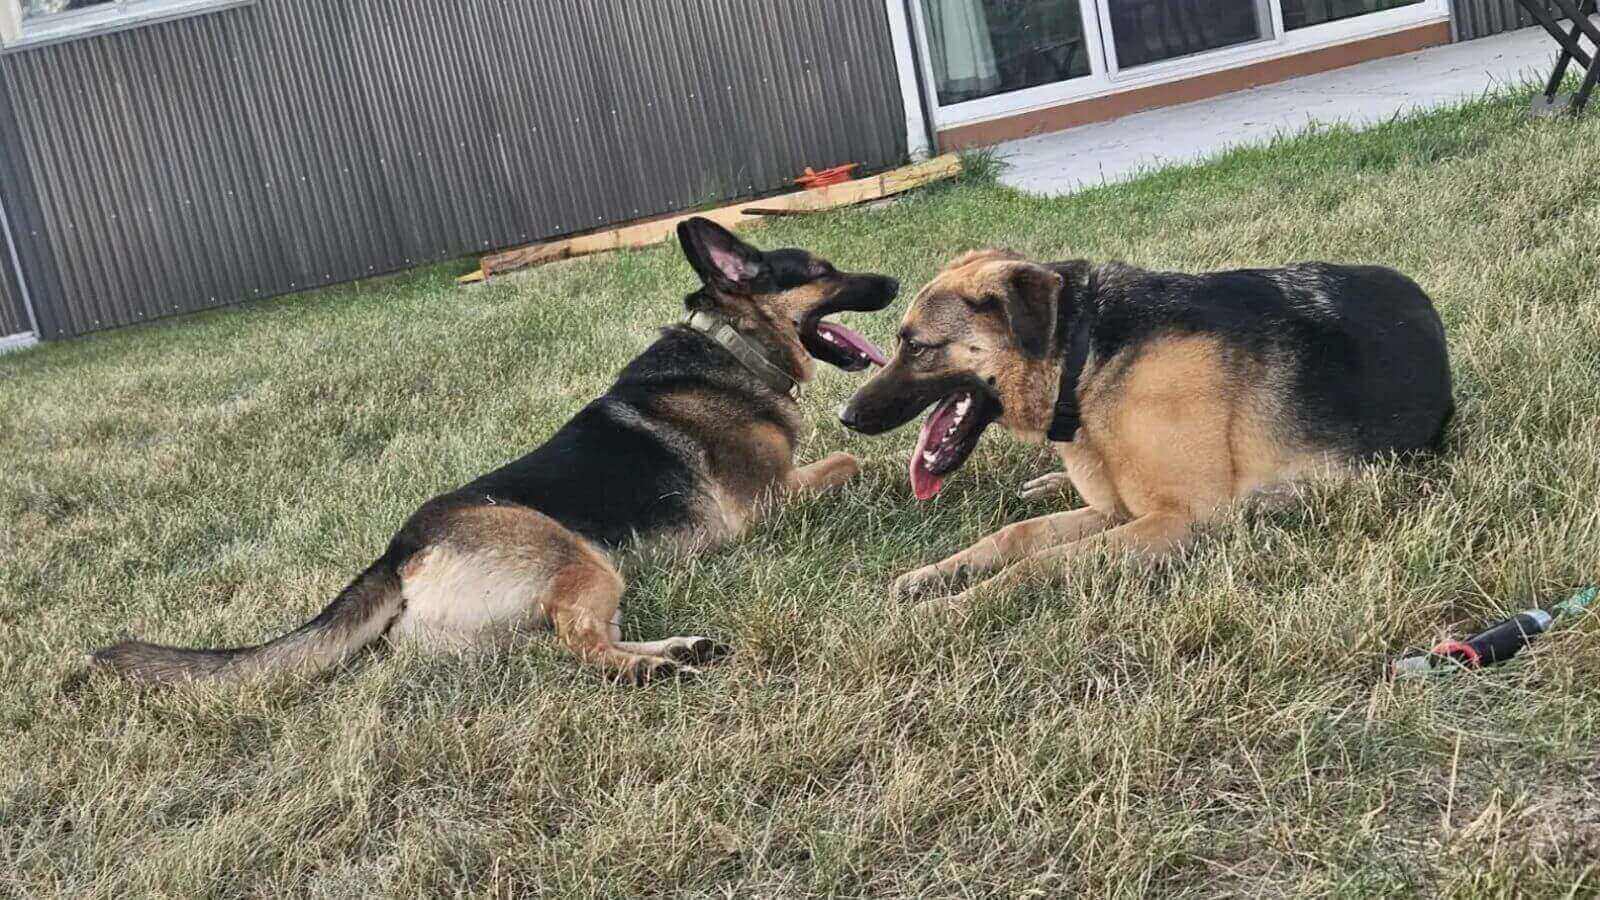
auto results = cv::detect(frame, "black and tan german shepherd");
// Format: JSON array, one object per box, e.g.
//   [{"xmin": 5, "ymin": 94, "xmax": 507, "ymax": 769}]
[
  {"xmin": 88, "ymin": 219, "xmax": 896, "ymax": 685},
  {"xmin": 840, "ymin": 250, "xmax": 1452, "ymax": 612}
]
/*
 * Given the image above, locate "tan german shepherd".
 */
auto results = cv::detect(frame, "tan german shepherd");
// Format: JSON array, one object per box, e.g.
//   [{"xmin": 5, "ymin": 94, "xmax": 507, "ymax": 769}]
[
  {"xmin": 840, "ymin": 250, "xmax": 1452, "ymax": 612},
  {"xmin": 87, "ymin": 219, "xmax": 896, "ymax": 685}
]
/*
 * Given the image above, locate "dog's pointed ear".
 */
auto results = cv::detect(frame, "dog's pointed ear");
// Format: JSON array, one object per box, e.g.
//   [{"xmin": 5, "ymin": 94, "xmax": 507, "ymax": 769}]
[
  {"xmin": 947, "ymin": 248, "xmax": 1025, "ymax": 270},
  {"xmin": 995, "ymin": 261, "xmax": 1063, "ymax": 359},
  {"xmin": 678, "ymin": 217, "xmax": 767, "ymax": 293}
]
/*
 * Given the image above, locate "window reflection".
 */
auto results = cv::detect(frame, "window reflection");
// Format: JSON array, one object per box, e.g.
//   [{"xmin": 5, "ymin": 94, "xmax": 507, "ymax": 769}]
[
  {"xmin": 1107, "ymin": 0, "xmax": 1270, "ymax": 68},
  {"xmin": 921, "ymin": 0, "xmax": 1092, "ymax": 105},
  {"xmin": 1282, "ymin": 0, "xmax": 1423, "ymax": 30}
]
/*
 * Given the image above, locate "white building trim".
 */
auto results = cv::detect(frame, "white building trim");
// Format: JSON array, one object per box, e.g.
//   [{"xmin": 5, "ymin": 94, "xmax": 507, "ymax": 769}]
[
  {"xmin": 885, "ymin": 0, "xmax": 936, "ymax": 160},
  {"xmin": 0, "ymin": 2, "xmax": 18, "ymax": 44},
  {"xmin": 0, "ymin": 331, "xmax": 38, "ymax": 354},
  {"xmin": 0, "ymin": 0, "xmax": 252, "ymax": 53}
]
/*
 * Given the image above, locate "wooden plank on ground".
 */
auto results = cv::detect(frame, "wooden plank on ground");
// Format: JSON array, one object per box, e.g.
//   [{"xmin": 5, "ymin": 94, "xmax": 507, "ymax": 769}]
[{"xmin": 463, "ymin": 154, "xmax": 960, "ymax": 283}]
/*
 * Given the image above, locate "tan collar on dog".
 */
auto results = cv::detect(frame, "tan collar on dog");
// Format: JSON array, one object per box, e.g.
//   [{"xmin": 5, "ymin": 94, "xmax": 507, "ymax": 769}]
[{"xmin": 682, "ymin": 310, "xmax": 802, "ymax": 402}]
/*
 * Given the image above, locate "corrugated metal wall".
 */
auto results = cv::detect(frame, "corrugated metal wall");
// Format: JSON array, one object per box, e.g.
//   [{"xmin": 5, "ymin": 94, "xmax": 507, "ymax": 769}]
[
  {"xmin": 1453, "ymin": 0, "xmax": 1539, "ymax": 39},
  {"xmin": 0, "ymin": 1, "xmax": 908, "ymax": 339},
  {"xmin": 0, "ymin": 184, "xmax": 27, "ymax": 336},
  {"xmin": 0, "ymin": 238, "xmax": 26, "ymax": 337},
  {"xmin": 0, "ymin": 79, "xmax": 49, "ymax": 340}
]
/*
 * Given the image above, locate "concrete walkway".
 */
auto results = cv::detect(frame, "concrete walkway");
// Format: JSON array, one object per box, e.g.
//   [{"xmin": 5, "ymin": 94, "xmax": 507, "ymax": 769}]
[{"xmin": 998, "ymin": 25, "xmax": 1562, "ymax": 195}]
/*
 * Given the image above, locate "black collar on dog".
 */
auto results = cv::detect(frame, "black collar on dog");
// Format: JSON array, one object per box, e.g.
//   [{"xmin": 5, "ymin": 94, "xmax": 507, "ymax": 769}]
[
  {"xmin": 682, "ymin": 310, "xmax": 803, "ymax": 402},
  {"xmin": 1046, "ymin": 269, "xmax": 1096, "ymax": 444}
]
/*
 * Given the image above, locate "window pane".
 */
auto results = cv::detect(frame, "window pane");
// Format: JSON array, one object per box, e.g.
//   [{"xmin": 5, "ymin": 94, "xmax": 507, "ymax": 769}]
[
  {"xmin": 1282, "ymin": 0, "xmax": 1423, "ymax": 30},
  {"xmin": 23, "ymin": 0, "xmax": 116, "ymax": 20},
  {"xmin": 920, "ymin": 0, "xmax": 1092, "ymax": 106},
  {"xmin": 1107, "ymin": 0, "xmax": 1269, "ymax": 69}
]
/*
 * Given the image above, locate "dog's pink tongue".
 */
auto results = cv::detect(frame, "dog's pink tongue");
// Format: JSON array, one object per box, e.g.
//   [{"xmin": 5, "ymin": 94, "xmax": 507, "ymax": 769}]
[
  {"xmin": 909, "ymin": 412, "xmax": 945, "ymax": 501},
  {"xmin": 815, "ymin": 322, "xmax": 889, "ymax": 366}
]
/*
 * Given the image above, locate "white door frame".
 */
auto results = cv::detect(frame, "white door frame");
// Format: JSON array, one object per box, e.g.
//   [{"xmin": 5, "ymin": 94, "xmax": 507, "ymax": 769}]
[
  {"xmin": 0, "ymin": 2, "xmax": 19, "ymax": 46},
  {"xmin": 885, "ymin": 0, "xmax": 938, "ymax": 159},
  {"xmin": 906, "ymin": 0, "xmax": 1452, "ymax": 131}
]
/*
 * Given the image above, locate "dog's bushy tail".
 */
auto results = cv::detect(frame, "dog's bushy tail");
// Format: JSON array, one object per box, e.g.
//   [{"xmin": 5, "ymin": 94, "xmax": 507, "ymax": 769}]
[{"xmin": 87, "ymin": 561, "xmax": 405, "ymax": 685}]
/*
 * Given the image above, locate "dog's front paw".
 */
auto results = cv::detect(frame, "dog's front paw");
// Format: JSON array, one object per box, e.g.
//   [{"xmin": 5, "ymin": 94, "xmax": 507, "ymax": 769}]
[
  {"xmin": 909, "ymin": 594, "xmax": 970, "ymax": 621},
  {"xmin": 890, "ymin": 565, "xmax": 952, "ymax": 603},
  {"xmin": 828, "ymin": 452, "xmax": 862, "ymax": 481},
  {"xmin": 664, "ymin": 636, "xmax": 733, "ymax": 666},
  {"xmin": 1019, "ymin": 472, "xmax": 1073, "ymax": 502}
]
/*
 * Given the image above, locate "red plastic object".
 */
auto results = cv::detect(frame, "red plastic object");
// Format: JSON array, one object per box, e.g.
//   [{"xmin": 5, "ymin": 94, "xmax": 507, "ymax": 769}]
[
  {"xmin": 795, "ymin": 164, "xmax": 859, "ymax": 189},
  {"xmin": 1430, "ymin": 639, "xmax": 1483, "ymax": 668}
]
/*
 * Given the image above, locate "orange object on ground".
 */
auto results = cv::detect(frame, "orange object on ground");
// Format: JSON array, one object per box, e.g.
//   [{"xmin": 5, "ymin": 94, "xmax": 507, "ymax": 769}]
[{"xmin": 795, "ymin": 164, "xmax": 859, "ymax": 189}]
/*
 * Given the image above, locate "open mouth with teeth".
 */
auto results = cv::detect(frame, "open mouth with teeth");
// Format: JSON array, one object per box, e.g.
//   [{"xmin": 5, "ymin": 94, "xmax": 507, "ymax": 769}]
[
  {"xmin": 801, "ymin": 317, "xmax": 889, "ymax": 372},
  {"xmin": 909, "ymin": 389, "xmax": 1000, "ymax": 500}
]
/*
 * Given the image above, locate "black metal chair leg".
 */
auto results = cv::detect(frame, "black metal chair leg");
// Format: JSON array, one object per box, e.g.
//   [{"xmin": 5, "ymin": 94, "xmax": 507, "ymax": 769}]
[
  {"xmin": 1572, "ymin": 36, "xmax": 1600, "ymax": 114},
  {"xmin": 1518, "ymin": 0, "xmax": 1599, "ymax": 117},
  {"xmin": 1541, "ymin": 16, "xmax": 1585, "ymax": 99},
  {"xmin": 1518, "ymin": 0, "xmax": 1595, "ymax": 69},
  {"xmin": 1548, "ymin": 0, "xmax": 1600, "ymax": 49}
]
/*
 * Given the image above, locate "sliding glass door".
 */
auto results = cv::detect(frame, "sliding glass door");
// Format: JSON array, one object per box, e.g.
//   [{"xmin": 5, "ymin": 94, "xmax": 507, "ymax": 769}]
[
  {"xmin": 914, "ymin": 0, "xmax": 1446, "ymax": 125},
  {"xmin": 1103, "ymin": 0, "xmax": 1272, "ymax": 69},
  {"xmin": 919, "ymin": 0, "xmax": 1094, "ymax": 105},
  {"xmin": 1281, "ymin": 0, "xmax": 1423, "ymax": 30}
]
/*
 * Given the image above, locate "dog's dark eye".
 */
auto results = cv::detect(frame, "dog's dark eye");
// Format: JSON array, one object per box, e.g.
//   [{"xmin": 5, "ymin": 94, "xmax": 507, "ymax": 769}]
[
  {"xmin": 903, "ymin": 339, "xmax": 932, "ymax": 358},
  {"xmin": 809, "ymin": 261, "xmax": 836, "ymax": 279}
]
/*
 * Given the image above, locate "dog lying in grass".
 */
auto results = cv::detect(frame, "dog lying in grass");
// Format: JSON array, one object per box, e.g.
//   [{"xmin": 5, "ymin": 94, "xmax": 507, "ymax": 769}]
[
  {"xmin": 87, "ymin": 218, "xmax": 896, "ymax": 685},
  {"xmin": 840, "ymin": 250, "xmax": 1453, "ymax": 612}
]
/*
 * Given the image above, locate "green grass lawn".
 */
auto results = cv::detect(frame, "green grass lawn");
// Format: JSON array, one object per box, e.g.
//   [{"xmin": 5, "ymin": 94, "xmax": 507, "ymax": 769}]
[{"xmin": 4, "ymin": 90, "xmax": 1600, "ymax": 897}]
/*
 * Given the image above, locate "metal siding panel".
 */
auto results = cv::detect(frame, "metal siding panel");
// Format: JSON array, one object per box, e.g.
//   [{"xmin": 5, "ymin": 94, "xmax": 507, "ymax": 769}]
[
  {"xmin": 1454, "ymin": 0, "xmax": 1539, "ymax": 39},
  {"xmin": 0, "ymin": 94, "xmax": 30, "ymax": 337},
  {"xmin": 0, "ymin": 0, "xmax": 908, "ymax": 338},
  {"xmin": 0, "ymin": 69, "xmax": 65, "ymax": 338},
  {"xmin": 0, "ymin": 225, "xmax": 25, "ymax": 336},
  {"xmin": 9, "ymin": 47, "xmax": 109, "ymax": 336}
]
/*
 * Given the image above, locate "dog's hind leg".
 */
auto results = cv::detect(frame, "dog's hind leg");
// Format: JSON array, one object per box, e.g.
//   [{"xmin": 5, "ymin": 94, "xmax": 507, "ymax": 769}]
[
  {"xmin": 917, "ymin": 511, "xmax": 1194, "ymax": 617},
  {"xmin": 396, "ymin": 502, "xmax": 705, "ymax": 684},
  {"xmin": 612, "ymin": 636, "xmax": 730, "ymax": 666},
  {"xmin": 890, "ymin": 507, "xmax": 1115, "ymax": 602},
  {"xmin": 545, "ymin": 558, "xmax": 713, "ymax": 685}
]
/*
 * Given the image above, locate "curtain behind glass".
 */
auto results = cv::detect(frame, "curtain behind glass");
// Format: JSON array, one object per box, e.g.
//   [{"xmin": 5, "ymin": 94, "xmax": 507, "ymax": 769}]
[
  {"xmin": 923, "ymin": 0, "xmax": 1004, "ymax": 104},
  {"xmin": 922, "ymin": 1, "xmax": 1092, "ymax": 105}
]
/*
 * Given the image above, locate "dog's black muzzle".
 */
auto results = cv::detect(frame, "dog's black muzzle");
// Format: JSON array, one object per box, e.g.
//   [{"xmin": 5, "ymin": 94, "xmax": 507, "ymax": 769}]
[
  {"xmin": 800, "ymin": 274, "xmax": 898, "ymax": 371},
  {"xmin": 824, "ymin": 273, "xmax": 899, "ymax": 315},
  {"xmin": 839, "ymin": 367, "xmax": 998, "ymax": 435}
]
